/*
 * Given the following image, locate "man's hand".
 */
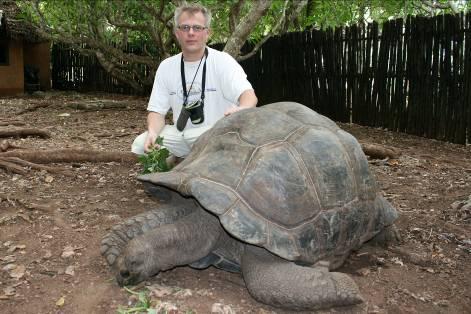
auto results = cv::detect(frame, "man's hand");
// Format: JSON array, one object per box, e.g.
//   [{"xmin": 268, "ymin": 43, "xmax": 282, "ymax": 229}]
[
  {"xmin": 225, "ymin": 89, "xmax": 258, "ymax": 116},
  {"xmin": 224, "ymin": 105, "xmax": 242, "ymax": 116},
  {"xmin": 144, "ymin": 131, "xmax": 159, "ymax": 153},
  {"xmin": 144, "ymin": 112, "xmax": 166, "ymax": 153}
]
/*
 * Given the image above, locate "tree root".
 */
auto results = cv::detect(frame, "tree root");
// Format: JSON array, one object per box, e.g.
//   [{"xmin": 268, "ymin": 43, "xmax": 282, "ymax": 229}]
[
  {"xmin": 0, "ymin": 158, "xmax": 27, "ymax": 175},
  {"xmin": 0, "ymin": 148, "xmax": 137, "ymax": 164},
  {"xmin": 66, "ymin": 100, "xmax": 128, "ymax": 111},
  {"xmin": 0, "ymin": 128, "xmax": 51, "ymax": 139},
  {"xmin": 94, "ymin": 132, "xmax": 134, "ymax": 138},
  {"xmin": 0, "ymin": 157, "xmax": 73, "ymax": 176},
  {"xmin": 360, "ymin": 143, "xmax": 401, "ymax": 160},
  {"xmin": 17, "ymin": 103, "xmax": 52, "ymax": 115},
  {"xmin": 0, "ymin": 140, "xmax": 21, "ymax": 152},
  {"xmin": 0, "ymin": 120, "xmax": 26, "ymax": 126},
  {"xmin": 0, "ymin": 148, "xmax": 137, "ymax": 176}
]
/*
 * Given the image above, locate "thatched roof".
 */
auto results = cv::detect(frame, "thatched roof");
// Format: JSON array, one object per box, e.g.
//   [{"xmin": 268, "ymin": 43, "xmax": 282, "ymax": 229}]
[{"xmin": 0, "ymin": 0, "xmax": 47, "ymax": 43}]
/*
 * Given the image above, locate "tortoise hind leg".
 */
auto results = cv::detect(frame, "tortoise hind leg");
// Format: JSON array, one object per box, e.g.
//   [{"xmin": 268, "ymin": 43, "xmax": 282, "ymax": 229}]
[
  {"xmin": 241, "ymin": 246, "xmax": 363, "ymax": 311},
  {"xmin": 367, "ymin": 225, "xmax": 401, "ymax": 248}
]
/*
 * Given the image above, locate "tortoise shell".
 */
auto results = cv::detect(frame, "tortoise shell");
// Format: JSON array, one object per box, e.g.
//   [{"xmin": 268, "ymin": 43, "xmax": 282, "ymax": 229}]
[{"xmin": 139, "ymin": 102, "xmax": 397, "ymax": 264}]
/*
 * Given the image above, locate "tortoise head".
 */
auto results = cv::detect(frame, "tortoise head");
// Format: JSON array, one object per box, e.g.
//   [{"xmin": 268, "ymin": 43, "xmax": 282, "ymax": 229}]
[{"xmin": 114, "ymin": 236, "xmax": 160, "ymax": 286}]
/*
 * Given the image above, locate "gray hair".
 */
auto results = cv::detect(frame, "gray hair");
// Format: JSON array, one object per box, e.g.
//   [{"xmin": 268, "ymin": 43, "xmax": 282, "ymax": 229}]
[{"xmin": 174, "ymin": 3, "xmax": 212, "ymax": 29}]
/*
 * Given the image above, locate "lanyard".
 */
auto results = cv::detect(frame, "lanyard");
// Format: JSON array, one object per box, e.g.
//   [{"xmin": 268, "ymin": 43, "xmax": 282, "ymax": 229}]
[{"xmin": 181, "ymin": 47, "xmax": 208, "ymax": 106}]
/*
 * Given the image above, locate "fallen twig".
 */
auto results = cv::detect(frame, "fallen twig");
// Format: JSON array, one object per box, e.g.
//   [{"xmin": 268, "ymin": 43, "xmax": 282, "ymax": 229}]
[{"xmin": 17, "ymin": 103, "xmax": 52, "ymax": 115}]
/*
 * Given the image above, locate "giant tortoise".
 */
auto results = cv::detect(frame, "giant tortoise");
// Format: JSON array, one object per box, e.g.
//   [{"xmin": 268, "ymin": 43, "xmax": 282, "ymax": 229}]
[{"xmin": 101, "ymin": 102, "xmax": 398, "ymax": 311}]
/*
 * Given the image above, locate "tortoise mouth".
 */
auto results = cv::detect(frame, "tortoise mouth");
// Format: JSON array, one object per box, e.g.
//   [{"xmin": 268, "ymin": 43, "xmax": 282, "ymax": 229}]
[{"xmin": 116, "ymin": 267, "xmax": 159, "ymax": 287}]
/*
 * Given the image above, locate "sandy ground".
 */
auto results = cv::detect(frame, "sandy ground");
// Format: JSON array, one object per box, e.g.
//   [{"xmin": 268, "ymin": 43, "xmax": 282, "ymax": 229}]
[{"xmin": 0, "ymin": 92, "xmax": 470, "ymax": 313}]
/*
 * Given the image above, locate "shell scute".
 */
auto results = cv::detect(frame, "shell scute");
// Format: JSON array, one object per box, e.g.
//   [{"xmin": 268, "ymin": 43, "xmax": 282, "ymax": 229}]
[
  {"xmin": 220, "ymin": 200, "xmax": 267, "ymax": 245},
  {"xmin": 238, "ymin": 142, "xmax": 321, "ymax": 228}
]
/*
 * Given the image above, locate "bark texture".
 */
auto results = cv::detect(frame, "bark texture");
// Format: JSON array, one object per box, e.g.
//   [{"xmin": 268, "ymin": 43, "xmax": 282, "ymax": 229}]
[
  {"xmin": 0, "ymin": 128, "xmax": 51, "ymax": 139},
  {"xmin": 0, "ymin": 149, "xmax": 137, "ymax": 164},
  {"xmin": 224, "ymin": 0, "xmax": 272, "ymax": 58}
]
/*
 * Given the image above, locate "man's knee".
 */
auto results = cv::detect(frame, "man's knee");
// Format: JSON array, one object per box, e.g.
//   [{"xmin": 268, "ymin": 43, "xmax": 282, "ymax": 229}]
[
  {"xmin": 159, "ymin": 126, "xmax": 191, "ymax": 157},
  {"xmin": 131, "ymin": 132, "xmax": 147, "ymax": 155},
  {"xmin": 132, "ymin": 125, "xmax": 210, "ymax": 157}
]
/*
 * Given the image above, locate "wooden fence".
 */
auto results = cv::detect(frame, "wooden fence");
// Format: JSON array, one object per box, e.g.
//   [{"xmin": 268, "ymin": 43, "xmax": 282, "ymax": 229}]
[
  {"xmin": 51, "ymin": 44, "xmax": 141, "ymax": 95},
  {"xmin": 51, "ymin": 13, "xmax": 471, "ymax": 144}
]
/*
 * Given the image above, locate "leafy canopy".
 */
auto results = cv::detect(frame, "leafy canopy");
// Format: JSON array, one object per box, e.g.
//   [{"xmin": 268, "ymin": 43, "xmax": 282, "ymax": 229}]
[{"xmin": 16, "ymin": 0, "xmax": 469, "ymax": 92}]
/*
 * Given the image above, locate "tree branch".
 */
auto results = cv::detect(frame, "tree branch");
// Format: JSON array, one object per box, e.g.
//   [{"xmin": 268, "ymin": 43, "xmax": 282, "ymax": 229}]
[
  {"xmin": 237, "ymin": 0, "xmax": 308, "ymax": 62},
  {"xmin": 223, "ymin": 0, "xmax": 272, "ymax": 58},
  {"xmin": 229, "ymin": 0, "xmax": 245, "ymax": 34},
  {"xmin": 420, "ymin": 0, "xmax": 459, "ymax": 14},
  {"xmin": 283, "ymin": 0, "xmax": 308, "ymax": 32}
]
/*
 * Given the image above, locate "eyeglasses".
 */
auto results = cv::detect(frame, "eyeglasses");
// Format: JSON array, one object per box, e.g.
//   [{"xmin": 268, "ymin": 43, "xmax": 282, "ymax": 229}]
[{"xmin": 177, "ymin": 24, "xmax": 208, "ymax": 32}]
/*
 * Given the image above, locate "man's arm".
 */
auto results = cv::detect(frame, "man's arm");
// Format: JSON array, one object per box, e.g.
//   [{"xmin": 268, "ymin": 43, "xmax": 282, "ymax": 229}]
[
  {"xmin": 224, "ymin": 89, "xmax": 258, "ymax": 116},
  {"xmin": 144, "ymin": 111, "xmax": 166, "ymax": 152}
]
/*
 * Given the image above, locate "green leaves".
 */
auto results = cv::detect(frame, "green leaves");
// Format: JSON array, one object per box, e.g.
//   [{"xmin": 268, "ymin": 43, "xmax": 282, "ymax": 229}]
[
  {"xmin": 138, "ymin": 137, "xmax": 173, "ymax": 174},
  {"xmin": 118, "ymin": 286, "xmax": 152, "ymax": 314}
]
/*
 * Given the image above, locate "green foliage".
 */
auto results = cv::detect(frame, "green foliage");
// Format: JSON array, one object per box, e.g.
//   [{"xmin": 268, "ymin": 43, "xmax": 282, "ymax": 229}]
[
  {"xmin": 18, "ymin": 0, "xmax": 470, "ymax": 47},
  {"xmin": 305, "ymin": 0, "xmax": 470, "ymax": 30},
  {"xmin": 16, "ymin": 0, "xmax": 470, "ymax": 91},
  {"xmin": 138, "ymin": 137, "xmax": 173, "ymax": 174},
  {"xmin": 118, "ymin": 287, "xmax": 152, "ymax": 314},
  {"xmin": 117, "ymin": 286, "xmax": 197, "ymax": 314}
]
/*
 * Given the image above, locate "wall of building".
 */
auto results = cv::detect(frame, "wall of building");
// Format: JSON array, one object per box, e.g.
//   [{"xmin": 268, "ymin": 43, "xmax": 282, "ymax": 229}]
[
  {"xmin": 23, "ymin": 41, "xmax": 51, "ymax": 90},
  {"xmin": 0, "ymin": 39, "xmax": 24, "ymax": 96}
]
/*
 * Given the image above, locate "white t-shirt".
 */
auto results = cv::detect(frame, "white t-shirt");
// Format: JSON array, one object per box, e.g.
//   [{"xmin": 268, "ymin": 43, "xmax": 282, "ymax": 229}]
[{"xmin": 147, "ymin": 47, "xmax": 253, "ymax": 130}]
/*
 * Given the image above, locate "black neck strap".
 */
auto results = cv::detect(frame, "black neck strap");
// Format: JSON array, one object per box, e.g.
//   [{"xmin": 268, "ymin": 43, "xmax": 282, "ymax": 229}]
[{"xmin": 181, "ymin": 47, "xmax": 208, "ymax": 105}]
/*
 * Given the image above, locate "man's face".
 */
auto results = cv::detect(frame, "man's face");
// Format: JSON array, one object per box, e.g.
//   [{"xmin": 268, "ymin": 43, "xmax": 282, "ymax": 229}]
[{"xmin": 175, "ymin": 11, "xmax": 210, "ymax": 56}]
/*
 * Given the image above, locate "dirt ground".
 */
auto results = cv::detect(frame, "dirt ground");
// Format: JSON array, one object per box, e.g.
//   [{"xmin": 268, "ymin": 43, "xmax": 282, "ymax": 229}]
[{"xmin": 0, "ymin": 92, "xmax": 470, "ymax": 314}]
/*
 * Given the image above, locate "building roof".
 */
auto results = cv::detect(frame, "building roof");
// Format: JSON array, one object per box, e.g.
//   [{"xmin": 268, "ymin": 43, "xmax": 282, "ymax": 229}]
[{"xmin": 0, "ymin": 0, "xmax": 47, "ymax": 43}]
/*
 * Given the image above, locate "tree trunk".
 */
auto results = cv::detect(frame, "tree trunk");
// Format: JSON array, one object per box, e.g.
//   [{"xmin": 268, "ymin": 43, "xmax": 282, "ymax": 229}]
[{"xmin": 223, "ymin": 0, "xmax": 272, "ymax": 58}]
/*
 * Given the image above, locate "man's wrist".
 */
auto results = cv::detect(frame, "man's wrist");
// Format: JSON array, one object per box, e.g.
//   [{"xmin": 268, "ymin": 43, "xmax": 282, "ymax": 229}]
[{"xmin": 147, "ymin": 129, "xmax": 158, "ymax": 136}]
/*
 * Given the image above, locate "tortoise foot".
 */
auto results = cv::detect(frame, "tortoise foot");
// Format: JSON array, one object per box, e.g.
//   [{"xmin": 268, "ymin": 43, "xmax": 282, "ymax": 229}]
[
  {"xmin": 368, "ymin": 225, "xmax": 402, "ymax": 248},
  {"xmin": 242, "ymin": 246, "xmax": 363, "ymax": 311}
]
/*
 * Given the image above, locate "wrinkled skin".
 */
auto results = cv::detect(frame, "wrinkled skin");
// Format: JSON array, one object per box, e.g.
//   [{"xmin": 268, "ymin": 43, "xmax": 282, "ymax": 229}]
[
  {"xmin": 115, "ymin": 237, "xmax": 160, "ymax": 286},
  {"xmin": 113, "ymin": 205, "xmax": 224, "ymax": 286}
]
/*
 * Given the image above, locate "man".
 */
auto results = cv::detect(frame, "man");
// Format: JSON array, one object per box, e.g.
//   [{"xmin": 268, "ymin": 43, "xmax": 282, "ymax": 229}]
[{"xmin": 132, "ymin": 3, "xmax": 257, "ymax": 157}]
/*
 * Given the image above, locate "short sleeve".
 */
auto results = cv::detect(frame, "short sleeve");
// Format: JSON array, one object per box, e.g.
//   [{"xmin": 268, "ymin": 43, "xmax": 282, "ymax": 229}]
[
  {"xmin": 147, "ymin": 62, "xmax": 171, "ymax": 114},
  {"xmin": 218, "ymin": 52, "xmax": 253, "ymax": 104}
]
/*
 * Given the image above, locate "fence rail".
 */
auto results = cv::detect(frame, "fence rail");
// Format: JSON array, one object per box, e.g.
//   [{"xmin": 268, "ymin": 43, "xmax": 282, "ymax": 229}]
[{"xmin": 51, "ymin": 13, "xmax": 471, "ymax": 144}]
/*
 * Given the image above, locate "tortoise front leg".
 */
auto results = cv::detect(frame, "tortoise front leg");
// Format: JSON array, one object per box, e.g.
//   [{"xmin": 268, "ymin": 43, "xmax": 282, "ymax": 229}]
[
  {"xmin": 241, "ymin": 246, "xmax": 363, "ymax": 311},
  {"xmin": 101, "ymin": 195, "xmax": 198, "ymax": 266}
]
